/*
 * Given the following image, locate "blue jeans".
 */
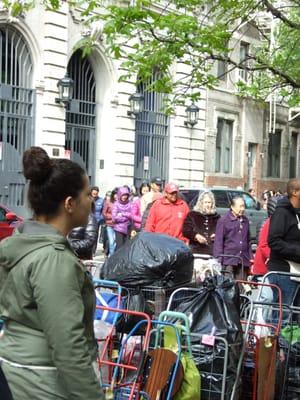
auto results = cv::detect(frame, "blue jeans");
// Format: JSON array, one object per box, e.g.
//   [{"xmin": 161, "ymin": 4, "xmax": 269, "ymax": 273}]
[
  {"xmin": 265, "ymin": 272, "xmax": 300, "ymax": 324},
  {"xmin": 106, "ymin": 226, "xmax": 116, "ymax": 256},
  {"xmin": 267, "ymin": 273, "xmax": 299, "ymax": 306}
]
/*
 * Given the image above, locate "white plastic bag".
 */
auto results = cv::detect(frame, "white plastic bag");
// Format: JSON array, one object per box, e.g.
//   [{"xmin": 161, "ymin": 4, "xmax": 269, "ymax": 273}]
[
  {"xmin": 193, "ymin": 256, "xmax": 222, "ymax": 283},
  {"xmin": 94, "ymin": 320, "xmax": 112, "ymax": 385},
  {"xmin": 254, "ymin": 306, "xmax": 271, "ymax": 338}
]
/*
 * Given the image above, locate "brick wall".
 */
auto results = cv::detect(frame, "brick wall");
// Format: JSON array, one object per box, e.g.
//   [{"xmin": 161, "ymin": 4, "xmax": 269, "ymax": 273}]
[
  {"xmin": 256, "ymin": 179, "xmax": 287, "ymax": 199},
  {"xmin": 204, "ymin": 175, "xmax": 247, "ymax": 189}
]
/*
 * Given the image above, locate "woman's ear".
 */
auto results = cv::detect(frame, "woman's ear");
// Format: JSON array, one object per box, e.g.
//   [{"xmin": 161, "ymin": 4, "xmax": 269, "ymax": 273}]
[{"xmin": 64, "ymin": 196, "xmax": 75, "ymax": 214}]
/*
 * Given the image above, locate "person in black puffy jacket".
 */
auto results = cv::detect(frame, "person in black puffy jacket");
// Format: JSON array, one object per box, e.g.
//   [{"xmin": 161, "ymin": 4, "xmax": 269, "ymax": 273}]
[{"xmin": 68, "ymin": 202, "xmax": 99, "ymax": 259}]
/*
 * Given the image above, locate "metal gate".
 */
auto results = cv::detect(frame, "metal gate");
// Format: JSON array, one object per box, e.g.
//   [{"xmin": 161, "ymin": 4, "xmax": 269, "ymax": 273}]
[
  {"xmin": 66, "ymin": 50, "xmax": 96, "ymax": 183},
  {"xmin": 134, "ymin": 74, "xmax": 169, "ymax": 188},
  {"xmin": 0, "ymin": 26, "xmax": 34, "ymax": 216}
]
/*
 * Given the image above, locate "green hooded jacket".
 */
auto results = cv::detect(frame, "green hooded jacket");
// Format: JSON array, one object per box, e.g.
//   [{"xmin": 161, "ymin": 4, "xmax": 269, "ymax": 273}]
[{"xmin": 0, "ymin": 220, "xmax": 104, "ymax": 399}]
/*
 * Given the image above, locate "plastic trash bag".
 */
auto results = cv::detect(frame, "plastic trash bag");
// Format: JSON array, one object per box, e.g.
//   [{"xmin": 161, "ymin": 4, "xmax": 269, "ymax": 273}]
[
  {"xmin": 93, "ymin": 320, "xmax": 112, "ymax": 340},
  {"xmin": 94, "ymin": 291, "xmax": 125, "ymax": 324},
  {"xmin": 254, "ymin": 306, "xmax": 271, "ymax": 338},
  {"xmin": 175, "ymin": 275, "xmax": 242, "ymax": 344},
  {"xmin": 174, "ymin": 275, "xmax": 243, "ymax": 397},
  {"xmin": 101, "ymin": 232, "xmax": 193, "ymax": 287},
  {"xmin": 174, "ymin": 352, "xmax": 200, "ymax": 400},
  {"xmin": 93, "ymin": 320, "xmax": 112, "ymax": 385},
  {"xmin": 115, "ymin": 290, "xmax": 153, "ymax": 334},
  {"xmin": 193, "ymin": 256, "xmax": 222, "ymax": 284},
  {"xmin": 163, "ymin": 325, "xmax": 200, "ymax": 400}
]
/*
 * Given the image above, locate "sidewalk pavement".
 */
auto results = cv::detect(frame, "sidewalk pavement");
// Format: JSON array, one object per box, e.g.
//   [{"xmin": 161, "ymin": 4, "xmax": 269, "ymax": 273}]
[{"xmin": 94, "ymin": 243, "xmax": 106, "ymax": 263}]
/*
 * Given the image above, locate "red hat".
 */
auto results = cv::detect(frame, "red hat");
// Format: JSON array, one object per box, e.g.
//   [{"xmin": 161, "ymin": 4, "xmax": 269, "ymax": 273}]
[{"xmin": 165, "ymin": 183, "xmax": 179, "ymax": 193}]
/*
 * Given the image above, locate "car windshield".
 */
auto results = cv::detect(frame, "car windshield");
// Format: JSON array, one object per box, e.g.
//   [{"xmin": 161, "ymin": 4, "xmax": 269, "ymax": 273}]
[{"xmin": 228, "ymin": 191, "xmax": 257, "ymax": 209}]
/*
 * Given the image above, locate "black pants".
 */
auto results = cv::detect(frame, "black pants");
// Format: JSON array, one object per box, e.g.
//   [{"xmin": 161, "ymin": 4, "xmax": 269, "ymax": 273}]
[
  {"xmin": 0, "ymin": 365, "xmax": 13, "ymax": 400},
  {"xmin": 101, "ymin": 225, "xmax": 109, "ymax": 254},
  {"xmin": 115, "ymin": 231, "xmax": 127, "ymax": 251}
]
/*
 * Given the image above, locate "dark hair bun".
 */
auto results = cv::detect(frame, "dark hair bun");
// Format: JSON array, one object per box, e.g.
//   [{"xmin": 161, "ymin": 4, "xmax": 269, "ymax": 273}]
[{"xmin": 23, "ymin": 146, "xmax": 53, "ymax": 183}]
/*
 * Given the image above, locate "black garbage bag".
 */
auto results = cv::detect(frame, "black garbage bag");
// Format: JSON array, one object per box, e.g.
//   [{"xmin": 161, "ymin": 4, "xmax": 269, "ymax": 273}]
[
  {"xmin": 175, "ymin": 275, "xmax": 242, "ymax": 343},
  {"xmin": 174, "ymin": 275, "xmax": 243, "ymax": 398},
  {"xmin": 100, "ymin": 232, "xmax": 193, "ymax": 287},
  {"xmin": 115, "ymin": 289, "xmax": 154, "ymax": 334}
]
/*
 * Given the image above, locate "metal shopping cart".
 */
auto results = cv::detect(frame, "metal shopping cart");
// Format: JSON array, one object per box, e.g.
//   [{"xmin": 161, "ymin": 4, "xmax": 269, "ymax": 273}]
[
  {"xmin": 166, "ymin": 283, "xmax": 246, "ymax": 400},
  {"xmin": 139, "ymin": 282, "xmax": 193, "ymax": 319},
  {"xmin": 96, "ymin": 305, "xmax": 152, "ymax": 399},
  {"xmin": 278, "ymin": 305, "xmax": 300, "ymax": 400},
  {"xmin": 118, "ymin": 318, "xmax": 185, "ymax": 400},
  {"xmin": 93, "ymin": 278, "xmax": 124, "ymax": 387},
  {"xmin": 258, "ymin": 271, "xmax": 300, "ymax": 400},
  {"xmin": 237, "ymin": 279, "xmax": 283, "ymax": 400}
]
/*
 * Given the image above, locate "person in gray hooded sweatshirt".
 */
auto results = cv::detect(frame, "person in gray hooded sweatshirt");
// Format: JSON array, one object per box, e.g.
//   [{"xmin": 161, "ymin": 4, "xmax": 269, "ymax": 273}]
[{"xmin": 0, "ymin": 146, "xmax": 104, "ymax": 400}]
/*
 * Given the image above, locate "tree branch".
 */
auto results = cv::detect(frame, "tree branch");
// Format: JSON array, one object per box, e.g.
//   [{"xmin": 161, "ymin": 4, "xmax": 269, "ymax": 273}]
[{"xmin": 262, "ymin": 0, "xmax": 300, "ymax": 29}]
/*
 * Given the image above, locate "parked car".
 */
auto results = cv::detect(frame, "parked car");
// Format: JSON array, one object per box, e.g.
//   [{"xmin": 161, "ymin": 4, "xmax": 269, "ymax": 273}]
[
  {"xmin": 0, "ymin": 204, "xmax": 23, "ymax": 241},
  {"xmin": 179, "ymin": 188, "xmax": 267, "ymax": 243}
]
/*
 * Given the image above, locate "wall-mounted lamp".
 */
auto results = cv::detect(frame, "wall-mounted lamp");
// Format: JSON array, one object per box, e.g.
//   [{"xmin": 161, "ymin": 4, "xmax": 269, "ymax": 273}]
[
  {"xmin": 55, "ymin": 73, "xmax": 74, "ymax": 106},
  {"xmin": 184, "ymin": 103, "xmax": 200, "ymax": 127},
  {"xmin": 127, "ymin": 92, "xmax": 144, "ymax": 116}
]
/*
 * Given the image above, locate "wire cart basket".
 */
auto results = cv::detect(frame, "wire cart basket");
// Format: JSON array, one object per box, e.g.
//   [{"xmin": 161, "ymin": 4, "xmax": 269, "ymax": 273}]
[
  {"xmin": 166, "ymin": 286, "xmax": 246, "ymax": 400},
  {"xmin": 238, "ymin": 279, "xmax": 283, "ymax": 400}
]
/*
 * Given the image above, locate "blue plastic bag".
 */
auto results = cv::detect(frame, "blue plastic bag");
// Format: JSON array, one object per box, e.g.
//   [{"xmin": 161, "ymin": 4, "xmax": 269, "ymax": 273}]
[{"xmin": 94, "ymin": 291, "xmax": 124, "ymax": 325}]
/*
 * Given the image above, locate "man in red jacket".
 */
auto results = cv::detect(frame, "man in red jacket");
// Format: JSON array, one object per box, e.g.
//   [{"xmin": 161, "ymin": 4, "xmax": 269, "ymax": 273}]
[{"xmin": 145, "ymin": 183, "xmax": 189, "ymax": 242}]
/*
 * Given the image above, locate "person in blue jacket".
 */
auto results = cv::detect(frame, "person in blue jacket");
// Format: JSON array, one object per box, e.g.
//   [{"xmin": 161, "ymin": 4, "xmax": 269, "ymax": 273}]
[
  {"xmin": 90, "ymin": 186, "xmax": 105, "ymax": 246},
  {"xmin": 90, "ymin": 186, "xmax": 104, "ymax": 225}
]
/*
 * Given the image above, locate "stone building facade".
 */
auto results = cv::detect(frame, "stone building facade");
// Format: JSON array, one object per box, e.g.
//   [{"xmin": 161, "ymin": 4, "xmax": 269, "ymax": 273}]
[
  {"xmin": 0, "ymin": 4, "xmax": 205, "ymax": 216},
  {"xmin": 204, "ymin": 25, "xmax": 300, "ymax": 199},
  {"xmin": 0, "ymin": 5, "xmax": 299, "ymax": 216}
]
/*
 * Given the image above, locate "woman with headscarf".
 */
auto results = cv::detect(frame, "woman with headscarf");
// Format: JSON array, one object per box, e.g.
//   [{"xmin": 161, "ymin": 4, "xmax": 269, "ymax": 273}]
[{"xmin": 182, "ymin": 191, "xmax": 220, "ymax": 255}]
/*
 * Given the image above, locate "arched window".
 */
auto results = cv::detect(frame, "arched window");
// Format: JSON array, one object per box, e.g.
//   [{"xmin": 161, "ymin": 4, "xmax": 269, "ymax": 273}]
[
  {"xmin": 66, "ymin": 49, "xmax": 96, "ymax": 183},
  {"xmin": 134, "ymin": 72, "xmax": 170, "ymax": 187},
  {"xmin": 0, "ymin": 26, "xmax": 34, "ymax": 215}
]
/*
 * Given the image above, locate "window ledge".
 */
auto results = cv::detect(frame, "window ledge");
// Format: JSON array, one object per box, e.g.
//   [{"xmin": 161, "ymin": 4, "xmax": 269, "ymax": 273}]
[{"xmin": 205, "ymin": 172, "xmax": 243, "ymax": 179}]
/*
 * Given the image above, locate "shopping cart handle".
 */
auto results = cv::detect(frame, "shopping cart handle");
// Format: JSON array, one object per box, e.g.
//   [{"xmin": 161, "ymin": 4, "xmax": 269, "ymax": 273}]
[
  {"xmin": 157, "ymin": 311, "xmax": 192, "ymax": 354},
  {"xmin": 93, "ymin": 278, "xmax": 122, "ymax": 292}
]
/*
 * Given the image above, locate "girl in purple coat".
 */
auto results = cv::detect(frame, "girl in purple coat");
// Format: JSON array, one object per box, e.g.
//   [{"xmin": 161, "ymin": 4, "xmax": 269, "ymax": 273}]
[{"xmin": 112, "ymin": 186, "xmax": 132, "ymax": 250}]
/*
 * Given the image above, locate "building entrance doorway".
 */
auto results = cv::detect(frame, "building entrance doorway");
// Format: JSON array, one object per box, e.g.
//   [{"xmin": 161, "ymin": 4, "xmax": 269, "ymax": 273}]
[
  {"xmin": 0, "ymin": 26, "xmax": 34, "ymax": 216},
  {"xmin": 66, "ymin": 49, "xmax": 96, "ymax": 184}
]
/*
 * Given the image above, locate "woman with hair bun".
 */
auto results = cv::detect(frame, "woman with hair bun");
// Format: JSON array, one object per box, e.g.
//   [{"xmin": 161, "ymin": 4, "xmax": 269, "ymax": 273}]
[{"xmin": 0, "ymin": 147, "xmax": 104, "ymax": 399}]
